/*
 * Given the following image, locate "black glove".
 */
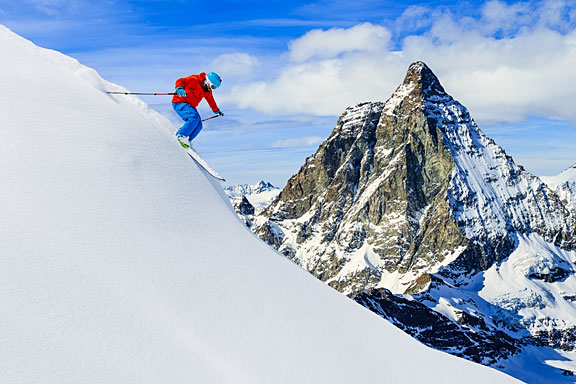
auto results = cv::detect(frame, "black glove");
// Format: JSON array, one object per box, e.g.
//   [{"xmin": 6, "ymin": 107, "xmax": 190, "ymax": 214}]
[{"xmin": 216, "ymin": 110, "xmax": 224, "ymax": 117}]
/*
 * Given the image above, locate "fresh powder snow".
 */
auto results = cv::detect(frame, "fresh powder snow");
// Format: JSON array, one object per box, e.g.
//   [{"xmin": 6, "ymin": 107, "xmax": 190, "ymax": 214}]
[{"xmin": 0, "ymin": 25, "xmax": 520, "ymax": 383}]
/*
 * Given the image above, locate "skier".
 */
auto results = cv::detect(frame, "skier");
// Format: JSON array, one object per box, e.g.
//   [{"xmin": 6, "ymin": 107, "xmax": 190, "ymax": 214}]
[{"xmin": 172, "ymin": 72, "xmax": 223, "ymax": 148}]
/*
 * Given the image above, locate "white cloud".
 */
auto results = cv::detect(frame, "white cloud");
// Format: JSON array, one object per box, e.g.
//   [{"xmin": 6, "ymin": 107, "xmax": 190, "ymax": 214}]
[
  {"xmin": 226, "ymin": 1, "xmax": 576, "ymax": 126},
  {"xmin": 271, "ymin": 136, "xmax": 324, "ymax": 148},
  {"xmin": 481, "ymin": 0, "xmax": 532, "ymax": 35},
  {"xmin": 395, "ymin": 6, "xmax": 436, "ymax": 32},
  {"xmin": 210, "ymin": 53, "xmax": 260, "ymax": 80},
  {"xmin": 288, "ymin": 22, "xmax": 391, "ymax": 62}
]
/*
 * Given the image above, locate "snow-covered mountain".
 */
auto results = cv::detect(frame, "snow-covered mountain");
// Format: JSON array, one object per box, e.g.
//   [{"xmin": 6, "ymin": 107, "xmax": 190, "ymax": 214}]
[
  {"xmin": 0, "ymin": 26, "xmax": 521, "ymax": 383},
  {"xmin": 226, "ymin": 180, "xmax": 278, "ymax": 196},
  {"xmin": 542, "ymin": 164, "xmax": 576, "ymax": 215},
  {"xmin": 252, "ymin": 61, "xmax": 576, "ymax": 382}
]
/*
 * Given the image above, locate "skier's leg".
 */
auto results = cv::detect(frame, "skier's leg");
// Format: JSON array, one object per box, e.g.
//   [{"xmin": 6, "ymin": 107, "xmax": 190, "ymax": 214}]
[
  {"xmin": 172, "ymin": 103, "xmax": 200, "ymax": 138},
  {"xmin": 188, "ymin": 119, "xmax": 204, "ymax": 142},
  {"xmin": 176, "ymin": 120, "xmax": 194, "ymax": 138}
]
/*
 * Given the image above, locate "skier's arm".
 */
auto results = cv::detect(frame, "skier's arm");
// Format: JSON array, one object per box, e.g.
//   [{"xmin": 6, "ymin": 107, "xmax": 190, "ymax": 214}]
[
  {"xmin": 205, "ymin": 92, "xmax": 219, "ymax": 113},
  {"xmin": 175, "ymin": 77, "xmax": 188, "ymax": 89}
]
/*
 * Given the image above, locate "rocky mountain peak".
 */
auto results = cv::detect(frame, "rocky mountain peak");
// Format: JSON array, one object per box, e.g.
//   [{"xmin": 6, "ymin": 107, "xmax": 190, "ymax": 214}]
[
  {"xmin": 383, "ymin": 61, "xmax": 448, "ymax": 116},
  {"xmin": 255, "ymin": 180, "xmax": 276, "ymax": 193},
  {"xmin": 258, "ymin": 61, "xmax": 573, "ymax": 286},
  {"xmin": 403, "ymin": 61, "xmax": 446, "ymax": 96}
]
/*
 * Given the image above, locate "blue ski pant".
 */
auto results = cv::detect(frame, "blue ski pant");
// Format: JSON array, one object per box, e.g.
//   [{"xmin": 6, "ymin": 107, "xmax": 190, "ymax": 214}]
[{"xmin": 173, "ymin": 102, "xmax": 203, "ymax": 141}]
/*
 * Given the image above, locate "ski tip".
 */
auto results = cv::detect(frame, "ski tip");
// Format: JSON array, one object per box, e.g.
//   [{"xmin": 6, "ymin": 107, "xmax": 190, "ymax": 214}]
[{"xmin": 186, "ymin": 148, "xmax": 226, "ymax": 181}]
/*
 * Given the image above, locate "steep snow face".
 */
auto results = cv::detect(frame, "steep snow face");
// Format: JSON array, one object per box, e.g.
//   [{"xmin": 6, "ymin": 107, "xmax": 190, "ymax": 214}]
[
  {"xmin": 0, "ymin": 26, "xmax": 520, "ymax": 384},
  {"xmin": 424, "ymin": 85, "xmax": 572, "ymax": 251}
]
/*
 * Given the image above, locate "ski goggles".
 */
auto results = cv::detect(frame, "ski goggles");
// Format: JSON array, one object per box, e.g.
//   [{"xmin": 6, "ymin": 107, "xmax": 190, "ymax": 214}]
[{"xmin": 205, "ymin": 79, "xmax": 219, "ymax": 90}]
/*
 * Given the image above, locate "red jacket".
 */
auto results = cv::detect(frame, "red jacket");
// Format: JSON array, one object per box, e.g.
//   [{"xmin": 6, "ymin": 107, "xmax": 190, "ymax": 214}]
[{"xmin": 172, "ymin": 72, "xmax": 219, "ymax": 112}]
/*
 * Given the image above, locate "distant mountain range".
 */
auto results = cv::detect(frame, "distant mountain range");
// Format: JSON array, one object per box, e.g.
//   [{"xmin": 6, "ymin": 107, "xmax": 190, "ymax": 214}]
[
  {"xmin": 225, "ymin": 181, "xmax": 279, "ymax": 202},
  {"xmin": 225, "ymin": 181, "xmax": 280, "ymax": 227}
]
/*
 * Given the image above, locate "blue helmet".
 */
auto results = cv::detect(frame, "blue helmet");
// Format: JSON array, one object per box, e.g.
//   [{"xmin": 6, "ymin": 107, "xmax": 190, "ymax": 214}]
[{"xmin": 206, "ymin": 72, "xmax": 222, "ymax": 90}]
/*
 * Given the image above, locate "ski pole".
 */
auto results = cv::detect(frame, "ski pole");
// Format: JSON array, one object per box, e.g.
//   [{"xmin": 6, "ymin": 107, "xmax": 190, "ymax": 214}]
[
  {"xmin": 106, "ymin": 91, "xmax": 176, "ymax": 95},
  {"xmin": 107, "ymin": 91, "xmax": 221, "ymax": 122},
  {"xmin": 202, "ymin": 115, "xmax": 222, "ymax": 122}
]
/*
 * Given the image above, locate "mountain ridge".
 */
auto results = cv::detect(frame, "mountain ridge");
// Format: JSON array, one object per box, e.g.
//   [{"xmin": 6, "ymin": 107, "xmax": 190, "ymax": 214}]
[{"xmin": 251, "ymin": 60, "xmax": 576, "ymax": 381}]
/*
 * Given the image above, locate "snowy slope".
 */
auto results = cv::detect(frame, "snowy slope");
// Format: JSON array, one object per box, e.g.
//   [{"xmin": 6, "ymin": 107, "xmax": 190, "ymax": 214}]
[{"xmin": 0, "ymin": 26, "xmax": 519, "ymax": 383}]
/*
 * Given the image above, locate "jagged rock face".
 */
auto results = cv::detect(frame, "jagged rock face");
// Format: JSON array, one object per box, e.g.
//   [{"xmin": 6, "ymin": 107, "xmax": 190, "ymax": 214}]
[
  {"xmin": 229, "ymin": 196, "xmax": 255, "ymax": 227},
  {"xmin": 267, "ymin": 101, "xmax": 384, "ymax": 221},
  {"xmin": 353, "ymin": 288, "xmax": 520, "ymax": 365},
  {"xmin": 257, "ymin": 61, "xmax": 572, "ymax": 296},
  {"xmin": 235, "ymin": 196, "xmax": 255, "ymax": 215},
  {"xmin": 258, "ymin": 100, "xmax": 471, "ymax": 294}
]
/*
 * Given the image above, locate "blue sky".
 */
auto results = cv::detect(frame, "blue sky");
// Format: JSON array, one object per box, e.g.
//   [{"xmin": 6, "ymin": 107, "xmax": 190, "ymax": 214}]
[{"xmin": 2, "ymin": 0, "xmax": 576, "ymax": 185}]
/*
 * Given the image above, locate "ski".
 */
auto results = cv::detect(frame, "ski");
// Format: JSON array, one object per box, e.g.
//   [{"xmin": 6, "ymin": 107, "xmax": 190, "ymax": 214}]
[{"xmin": 186, "ymin": 147, "xmax": 225, "ymax": 181}]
